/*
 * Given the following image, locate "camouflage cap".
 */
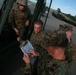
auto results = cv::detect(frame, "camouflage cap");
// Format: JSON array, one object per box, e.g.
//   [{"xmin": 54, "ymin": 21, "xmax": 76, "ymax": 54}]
[
  {"xmin": 17, "ymin": 0, "xmax": 27, "ymax": 6},
  {"xmin": 41, "ymin": 30, "xmax": 68, "ymax": 48},
  {"xmin": 59, "ymin": 24, "xmax": 73, "ymax": 32}
]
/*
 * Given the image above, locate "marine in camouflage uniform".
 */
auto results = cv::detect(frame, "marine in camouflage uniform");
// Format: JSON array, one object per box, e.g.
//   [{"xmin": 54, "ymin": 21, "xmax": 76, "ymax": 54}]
[
  {"xmin": 30, "ymin": 31, "xmax": 44, "ymax": 52},
  {"xmin": 59, "ymin": 24, "xmax": 76, "ymax": 75},
  {"xmin": 9, "ymin": 0, "xmax": 31, "ymax": 40},
  {"xmin": 23, "ymin": 30, "xmax": 68, "ymax": 75},
  {"xmin": 30, "ymin": 20, "xmax": 45, "ymax": 52},
  {"xmin": 21, "ymin": 20, "xmax": 45, "ymax": 74},
  {"xmin": 59, "ymin": 24, "xmax": 76, "ymax": 62}
]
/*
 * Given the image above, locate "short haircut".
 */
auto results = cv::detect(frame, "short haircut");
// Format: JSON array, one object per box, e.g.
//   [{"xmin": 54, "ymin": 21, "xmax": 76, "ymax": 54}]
[{"xmin": 34, "ymin": 20, "xmax": 43, "ymax": 26}]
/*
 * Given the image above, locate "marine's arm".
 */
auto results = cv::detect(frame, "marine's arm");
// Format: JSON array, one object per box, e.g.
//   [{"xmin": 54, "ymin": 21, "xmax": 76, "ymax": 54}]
[
  {"xmin": 23, "ymin": 54, "xmax": 32, "ymax": 75},
  {"xmin": 9, "ymin": 9, "xmax": 19, "ymax": 35},
  {"xmin": 9, "ymin": 9, "xmax": 16, "ymax": 28}
]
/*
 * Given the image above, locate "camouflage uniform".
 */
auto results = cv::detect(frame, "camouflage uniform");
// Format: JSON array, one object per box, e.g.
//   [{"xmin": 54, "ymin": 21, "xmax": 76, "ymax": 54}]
[
  {"xmin": 9, "ymin": 1, "xmax": 31, "ymax": 40},
  {"xmin": 37, "ymin": 31, "xmax": 68, "ymax": 75},
  {"xmin": 65, "ymin": 39, "xmax": 76, "ymax": 75},
  {"xmin": 23, "ymin": 50, "xmax": 68, "ymax": 75},
  {"xmin": 59, "ymin": 24, "xmax": 73, "ymax": 31},
  {"xmin": 37, "ymin": 51, "xmax": 68, "ymax": 75},
  {"xmin": 22, "ymin": 54, "xmax": 68, "ymax": 75},
  {"xmin": 21, "ymin": 31, "xmax": 45, "ymax": 74},
  {"xmin": 23, "ymin": 31, "xmax": 68, "ymax": 75},
  {"xmin": 59, "ymin": 24, "xmax": 76, "ymax": 61},
  {"xmin": 65, "ymin": 39, "xmax": 76, "ymax": 62},
  {"xmin": 69, "ymin": 40, "xmax": 76, "ymax": 60},
  {"xmin": 59, "ymin": 24, "xmax": 76, "ymax": 74},
  {"xmin": 30, "ymin": 31, "xmax": 45, "ymax": 52}
]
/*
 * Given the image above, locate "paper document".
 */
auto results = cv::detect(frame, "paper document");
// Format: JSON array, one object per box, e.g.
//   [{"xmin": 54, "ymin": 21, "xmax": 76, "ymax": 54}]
[{"xmin": 20, "ymin": 40, "xmax": 35, "ymax": 65}]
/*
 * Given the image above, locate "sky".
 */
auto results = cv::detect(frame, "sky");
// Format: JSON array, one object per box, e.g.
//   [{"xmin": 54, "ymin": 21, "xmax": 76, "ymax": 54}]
[
  {"xmin": 29, "ymin": 0, "xmax": 76, "ymax": 16},
  {"xmin": 49, "ymin": 0, "xmax": 76, "ymax": 16}
]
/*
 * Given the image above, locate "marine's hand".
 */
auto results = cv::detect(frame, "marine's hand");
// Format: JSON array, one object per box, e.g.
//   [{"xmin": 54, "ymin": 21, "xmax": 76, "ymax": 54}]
[
  {"xmin": 25, "ymin": 20, "xmax": 29, "ymax": 26},
  {"xmin": 23, "ymin": 54, "xmax": 30, "ymax": 64},
  {"xmin": 14, "ymin": 28, "xmax": 19, "ymax": 35},
  {"xmin": 28, "ymin": 50, "xmax": 39, "ymax": 57}
]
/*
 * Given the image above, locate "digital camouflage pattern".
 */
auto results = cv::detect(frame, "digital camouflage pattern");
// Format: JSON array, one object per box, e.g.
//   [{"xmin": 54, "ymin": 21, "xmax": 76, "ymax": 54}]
[
  {"xmin": 41, "ymin": 30, "xmax": 67, "ymax": 48},
  {"xmin": 37, "ymin": 31, "xmax": 68, "ymax": 75},
  {"xmin": 21, "ymin": 31, "xmax": 45, "ymax": 74},
  {"xmin": 21, "ymin": 63, "xmax": 32, "ymax": 74},
  {"xmin": 37, "ymin": 50, "xmax": 68, "ymax": 75},
  {"xmin": 58, "ymin": 24, "xmax": 76, "ymax": 61},
  {"xmin": 59, "ymin": 24, "xmax": 73, "ymax": 32},
  {"xmin": 22, "ymin": 48, "xmax": 68, "ymax": 75},
  {"xmin": 65, "ymin": 41, "xmax": 76, "ymax": 75},
  {"xmin": 9, "ymin": 5, "xmax": 30, "ymax": 29},
  {"xmin": 58, "ymin": 24, "xmax": 76, "ymax": 73},
  {"xmin": 22, "ymin": 30, "xmax": 68, "ymax": 75},
  {"xmin": 22, "ymin": 27, "xmax": 76, "ymax": 75},
  {"xmin": 16, "ymin": 0, "xmax": 28, "ymax": 6},
  {"xmin": 30, "ymin": 31, "xmax": 45, "ymax": 52},
  {"xmin": 69, "ymin": 39, "xmax": 76, "ymax": 60},
  {"xmin": 65, "ymin": 39, "xmax": 76, "ymax": 62}
]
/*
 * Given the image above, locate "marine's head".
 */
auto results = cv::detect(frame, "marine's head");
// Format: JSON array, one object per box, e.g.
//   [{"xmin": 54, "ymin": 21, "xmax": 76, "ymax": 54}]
[
  {"xmin": 41, "ymin": 30, "xmax": 68, "ymax": 60},
  {"xmin": 34, "ymin": 20, "xmax": 43, "ymax": 33},
  {"xmin": 59, "ymin": 24, "xmax": 73, "ymax": 32},
  {"xmin": 59, "ymin": 24, "xmax": 73, "ymax": 39},
  {"xmin": 17, "ymin": 0, "xmax": 27, "ymax": 6},
  {"xmin": 41, "ymin": 30, "xmax": 68, "ymax": 48}
]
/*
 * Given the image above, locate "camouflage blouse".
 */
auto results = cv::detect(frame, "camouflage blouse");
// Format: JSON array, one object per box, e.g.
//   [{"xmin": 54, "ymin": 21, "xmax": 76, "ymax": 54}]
[
  {"xmin": 24, "ymin": 49, "xmax": 68, "ymax": 75},
  {"xmin": 9, "ymin": 5, "xmax": 30, "ymax": 29},
  {"xmin": 37, "ymin": 50, "xmax": 68, "ymax": 75},
  {"xmin": 30, "ymin": 31, "xmax": 44, "ymax": 52},
  {"xmin": 65, "ymin": 39, "xmax": 76, "ymax": 62}
]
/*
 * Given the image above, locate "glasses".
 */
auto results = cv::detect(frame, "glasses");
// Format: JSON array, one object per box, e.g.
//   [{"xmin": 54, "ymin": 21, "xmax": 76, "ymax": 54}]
[{"xmin": 18, "ymin": 3, "xmax": 26, "ymax": 7}]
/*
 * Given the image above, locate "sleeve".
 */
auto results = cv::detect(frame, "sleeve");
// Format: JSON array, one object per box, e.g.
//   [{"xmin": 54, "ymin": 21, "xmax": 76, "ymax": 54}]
[
  {"xmin": 71, "ymin": 42, "xmax": 76, "ymax": 60},
  {"xmin": 9, "ymin": 9, "xmax": 16, "ymax": 29},
  {"xmin": 21, "ymin": 63, "xmax": 32, "ymax": 75}
]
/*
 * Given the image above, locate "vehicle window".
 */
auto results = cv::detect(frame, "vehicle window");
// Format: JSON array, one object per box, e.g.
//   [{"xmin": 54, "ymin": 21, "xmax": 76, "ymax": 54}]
[{"xmin": 28, "ymin": 0, "xmax": 37, "ymax": 14}]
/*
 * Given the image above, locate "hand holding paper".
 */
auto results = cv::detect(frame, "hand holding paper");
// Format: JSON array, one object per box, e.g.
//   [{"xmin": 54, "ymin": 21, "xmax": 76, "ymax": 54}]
[{"xmin": 20, "ymin": 40, "xmax": 35, "ymax": 65}]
